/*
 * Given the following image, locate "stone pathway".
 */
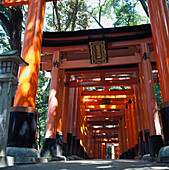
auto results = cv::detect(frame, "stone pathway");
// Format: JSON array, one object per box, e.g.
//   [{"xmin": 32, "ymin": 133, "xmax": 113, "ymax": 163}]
[{"xmin": 1, "ymin": 159, "xmax": 169, "ymax": 170}]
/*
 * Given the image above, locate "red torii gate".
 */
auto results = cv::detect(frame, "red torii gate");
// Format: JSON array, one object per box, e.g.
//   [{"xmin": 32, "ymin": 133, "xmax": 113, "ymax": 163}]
[
  {"xmin": 1, "ymin": 0, "xmax": 169, "ymax": 110},
  {"xmin": 1, "ymin": 0, "xmax": 169, "ymax": 159}
]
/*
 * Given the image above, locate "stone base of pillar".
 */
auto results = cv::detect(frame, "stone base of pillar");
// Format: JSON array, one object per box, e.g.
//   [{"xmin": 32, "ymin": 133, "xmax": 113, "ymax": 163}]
[
  {"xmin": 67, "ymin": 133, "xmax": 73, "ymax": 156},
  {"xmin": 124, "ymin": 150, "xmax": 129, "ymax": 159},
  {"xmin": 131, "ymin": 147, "xmax": 135, "ymax": 159},
  {"xmin": 160, "ymin": 101, "xmax": 169, "ymax": 145},
  {"xmin": 149, "ymin": 135, "xmax": 164, "ymax": 157},
  {"xmin": 76, "ymin": 139, "xmax": 80, "ymax": 157},
  {"xmin": 41, "ymin": 137, "xmax": 63, "ymax": 157},
  {"xmin": 144, "ymin": 129, "xmax": 150, "ymax": 154},
  {"xmin": 72, "ymin": 136, "xmax": 77, "ymax": 155},
  {"xmin": 7, "ymin": 106, "xmax": 38, "ymax": 148},
  {"xmin": 135, "ymin": 144, "xmax": 139, "ymax": 157},
  {"xmin": 158, "ymin": 146, "xmax": 169, "ymax": 162},
  {"xmin": 41, "ymin": 138, "xmax": 57, "ymax": 157},
  {"xmin": 0, "ymin": 156, "xmax": 14, "ymax": 167},
  {"xmin": 127, "ymin": 149, "xmax": 132, "ymax": 159},
  {"xmin": 84, "ymin": 151, "xmax": 89, "ymax": 159},
  {"xmin": 138, "ymin": 131, "xmax": 144, "ymax": 156},
  {"xmin": 63, "ymin": 143, "xmax": 68, "ymax": 157},
  {"xmin": 7, "ymin": 147, "xmax": 40, "ymax": 164},
  {"xmin": 79, "ymin": 145, "xmax": 84, "ymax": 158},
  {"xmin": 120, "ymin": 153, "xmax": 124, "ymax": 159}
]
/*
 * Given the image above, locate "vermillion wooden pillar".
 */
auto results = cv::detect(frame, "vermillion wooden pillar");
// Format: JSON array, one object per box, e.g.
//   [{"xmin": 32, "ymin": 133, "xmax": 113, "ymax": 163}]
[
  {"xmin": 67, "ymin": 88, "xmax": 75, "ymax": 134},
  {"xmin": 88, "ymin": 126, "xmax": 92, "ymax": 158},
  {"xmin": 92, "ymin": 136, "xmax": 95, "ymax": 159},
  {"xmin": 45, "ymin": 51, "xmax": 60, "ymax": 138},
  {"xmin": 133, "ymin": 86, "xmax": 142, "ymax": 132},
  {"xmin": 41, "ymin": 51, "xmax": 62, "ymax": 157},
  {"xmin": 56, "ymin": 70, "xmax": 65, "ymax": 134},
  {"xmin": 147, "ymin": 0, "xmax": 167, "ymax": 151},
  {"xmin": 136, "ymin": 84, "xmax": 147, "ymax": 155},
  {"xmin": 140, "ymin": 43, "xmax": 161, "ymax": 136},
  {"xmin": 121, "ymin": 117, "xmax": 127, "ymax": 151},
  {"xmin": 119, "ymin": 120, "xmax": 124, "ymax": 154},
  {"xmin": 148, "ymin": 0, "xmax": 169, "ymax": 103},
  {"xmin": 132, "ymin": 95, "xmax": 139, "ymax": 136},
  {"xmin": 62, "ymin": 73, "xmax": 70, "ymax": 156},
  {"xmin": 138, "ymin": 64, "xmax": 150, "ymax": 130},
  {"xmin": 137, "ymin": 84, "xmax": 145, "ymax": 132},
  {"xmin": 14, "ymin": 0, "xmax": 45, "ymax": 107},
  {"xmin": 125, "ymin": 107, "xmax": 131, "ymax": 149},
  {"xmin": 75, "ymin": 87, "xmax": 82, "ymax": 156},
  {"xmin": 67, "ymin": 87, "xmax": 75, "ymax": 156},
  {"xmin": 130, "ymin": 99, "xmax": 137, "ymax": 146},
  {"xmin": 128, "ymin": 103, "xmax": 135, "ymax": 148},
  {"xmin": 72, "ymin": 87, "xmax": 78, "ymax": 155}
]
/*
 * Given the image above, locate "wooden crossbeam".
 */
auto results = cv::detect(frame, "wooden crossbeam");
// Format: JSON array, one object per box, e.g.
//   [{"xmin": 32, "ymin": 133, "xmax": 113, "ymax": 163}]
[
  {"xmin": 66, "ymin": 67, "xmax": 138, "ymax": 75},
  {"xmin": 1, "ymin": 0, "xmax": 57, "ymax": 7},
  {"xmin": 69, "ymin": 78, "xmax": 139, "ymax": 87},
  {"xmin": 85, "ymin": 104, "xmax": 126, "ymax": 110},
  {"xmin": 84, "ymin": 100, "xmax": 128, "ymax": 105},
  {"xmin": 86, "ymin": 111, "xmax": 124, "ymax": 117},
  {"xmin": 88, "ymin": 121, "xmax": 119, "ymax": 126},
  {"xmin": 60, "ymin": 55, "xmax": 141, "ymax": 69},
  {"xmin": 95, "ymin": 139, "xmax": 119, "ymax": 143},
  {"xmin": 95, "ymin": 135, "xmax": 118, "ymax": 139},
  {"xmin": 41, "ymin": 55, "xmax": 141, "ymax": 71},
  {"xmin": 86, "ymin": 117, "xmax": 121, "ymax": 122},
  {"xmin": 82, "ymin": 89, "xmax": 134, "ymax": 96},
  {"xmin": 92, "ymin": 127, "xmax": 120, "ymax": 131}
]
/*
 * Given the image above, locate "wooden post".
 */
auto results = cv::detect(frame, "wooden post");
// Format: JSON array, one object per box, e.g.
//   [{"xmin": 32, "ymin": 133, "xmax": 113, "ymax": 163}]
[
  {"xmin": 133, "ymin": 85, "xmax": 142, "ymax": 132},
  {"xmin": 140, "ymin": 43, "xmax": 161, "ymax": 135},
  {"xmin": 14, "ymin": 0, "xmax": 45, "ymax": 107},
  {"xmin": 128, "ymin": 103, "xmax": 135, "ymax": 148},
  {"xmin": 45, "ymin": 51, "xmax": 60, "ymax": 138},
  {"xmin": 125, "ymin": 107, "xmax": 131, "ymax": 149},
  {"xmin": 138, "ymin": 64, "xmax": 150, "ymax": 131},
  {"xmin": 132, "ymin": 94, "xmax": 139, "ymax": 136},
  {"xmin": 55, "ymin": 69, "xmax": 65, "ymax": 134},
  {"xmin": 62, "ymin": 73, "xmax": 70, "ymax": 143},
  {"xmin": 119, "ymin": 120, "xmax": 124, "ymax": 154},
  {"xmin": 147, "ymin": 0, "xmax": 169, "ymax": 103},
  {"xmin": 122, "ymin": 116, "xmax": 127, "ymax": 151}
]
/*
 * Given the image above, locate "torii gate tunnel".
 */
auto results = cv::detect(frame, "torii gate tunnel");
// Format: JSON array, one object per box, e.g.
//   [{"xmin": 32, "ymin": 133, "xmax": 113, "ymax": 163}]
[{"xmin": 1, "ymin": 0, "xmax": 169, "ymax": 159}]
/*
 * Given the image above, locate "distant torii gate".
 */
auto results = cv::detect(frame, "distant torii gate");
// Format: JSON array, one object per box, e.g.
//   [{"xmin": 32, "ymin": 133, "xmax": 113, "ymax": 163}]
[{"xmin": 1, "ymin": 0, "xmax": 169, "ymax": 159}]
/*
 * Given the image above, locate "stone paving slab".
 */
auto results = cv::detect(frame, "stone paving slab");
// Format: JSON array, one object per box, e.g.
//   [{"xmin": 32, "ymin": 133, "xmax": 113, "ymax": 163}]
[{"xmin": 1, "ymin": 159, "xmax": 169, "ymax": 170}]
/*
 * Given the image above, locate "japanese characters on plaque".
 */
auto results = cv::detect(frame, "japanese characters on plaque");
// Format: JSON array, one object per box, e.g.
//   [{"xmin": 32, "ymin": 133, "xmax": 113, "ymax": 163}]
[{"xmin": 89, "ymin": 40, "xmax": 108, "ymax": 64}]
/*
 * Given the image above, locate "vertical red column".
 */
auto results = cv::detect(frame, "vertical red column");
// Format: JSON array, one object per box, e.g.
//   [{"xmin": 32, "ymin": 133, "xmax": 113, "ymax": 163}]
[
  {"xmin": 41, "ymin": 51, "xmax": 62, "ymax": 157},
  {"xmin": 147, "ymin": 0, "xmax": 169, "ymax": 103},
  {"xmin": 62, "ymin": 73, "xmax": 70, "ymax": 156},
  {"xmin": 147, "ymin": 0, "xmax": 168, "ymax": 152},
  {"xmin": 14, "ymin": 0, "xmax": 45, "ymax": 107},
  {"xmin": 45, "ymin": 51, "xmax": 61, "ymax": 138},
  {"xmin": 140, "ymin": 43, "xmax": 161, "ymax": 136}
]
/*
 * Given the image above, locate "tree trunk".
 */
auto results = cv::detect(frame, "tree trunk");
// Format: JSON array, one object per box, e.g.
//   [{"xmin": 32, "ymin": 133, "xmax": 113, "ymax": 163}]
[{"xmin": 10, "ymin": 6, "xmax": 23, "ymax": 55}]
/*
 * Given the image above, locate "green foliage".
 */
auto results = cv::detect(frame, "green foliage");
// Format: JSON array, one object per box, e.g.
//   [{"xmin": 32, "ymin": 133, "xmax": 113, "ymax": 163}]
[
  {"xmin": 107, "ymin": 146, "xmax": 112, "ymax": 159},
  {"xmin": 113, "ymin": 0, "xmax": 149, "ymax": 27},
  {"xmin": 154, "ymin": 83, "xmax": 162, "ymax": 111},
  {"xmin": 45, "ymin": 0, "xmax": 90, "ymax": 31},
  {"xmin": 36, "ymin": 71, "xmax": 50, "ymax": 149}
]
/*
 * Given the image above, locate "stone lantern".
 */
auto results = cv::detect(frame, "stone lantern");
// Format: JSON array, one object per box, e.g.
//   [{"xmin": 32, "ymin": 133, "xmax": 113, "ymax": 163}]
[{"xmin": 0, "ymin": 50, "xmax": 28, "ymax": 167}]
